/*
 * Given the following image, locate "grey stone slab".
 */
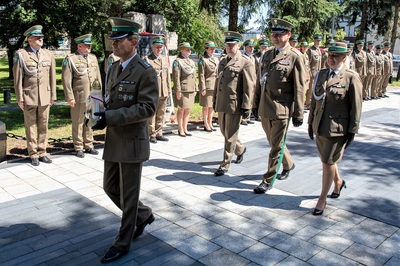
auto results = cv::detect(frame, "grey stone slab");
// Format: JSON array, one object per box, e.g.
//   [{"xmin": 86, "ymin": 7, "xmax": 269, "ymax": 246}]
[
  {"xmin": 140, "ymin": 249, "xmax": 191, "ymax": 266},
  {"xmin": 260, "ymin": 231, "xmax": 291, "ymax": 247},
  {"xmin": 57, "ymin": 251, "xmax": 99, "ymax": 266},
  {"xmin": 327, "ymin": 209, "xmax": 367, "ymax": 225},
  {"xmin": 133, "ymin": 239, "xmax": 176, "ymax": 264},
  {"xmin": 277, "ymin": 255, "xmax": 312, "ymax": 266},
  {"xmin": 357, "ymin": 218, "xmax": 398, "ymax": 237},
  {"xmin": 325, "ymin": 221, "xmax": 355, "ymax": 236},
  {"xmin": 211, "ymin": 230, "xmax": 257, "ymax": 253},
  {"xmin": 275, "ymin": 237, "xmax": 322, "ymax": 261},
  {"xmin": 0, "ymin": 244, "xmax": 33, "ymax": 263},
  {"xmin": 186, "ymin": 220, "xmax": 229, "ymax": 240},
  {"xmin": 308, "ymin": 231, "xmax": 354, "ymax": 254},
  {"xmin": 293, "ymin": 226, "xmax": 322, "ymax": 241},
  {"xmin": 384, "ymin": 257, "xmax": 400, "ymax": 266},
  {"xmin": 376, "ymin": 230, "xmax": 400, "ymax": 257},
  {"xmin": 232, "ymin": 219, "xmax": 275, "ymax": 241},
  {"xmin": 342, "ymin": 243, "xmax": 392, "ymax": 266},
  {"xmin": 308, "ymin": 249, "xmax": 358, "ymax": 266},
  {"xmin": 174, "ymin": 235, "xmax": 221, "ymax": 260},
  {"xmin": 344, "ymin": 227, "xmax": 388, "ymax": 249},
  {"xmin": 151, "ymin": 224, "xmax": 196, "ymax": 246},
  {"xmin": 199, "ymin": 248, "xmax": 250, "ymax": 266},
  {"xmin": 240, "ymin": 242, "xmax": 288, "ymax": 265}
]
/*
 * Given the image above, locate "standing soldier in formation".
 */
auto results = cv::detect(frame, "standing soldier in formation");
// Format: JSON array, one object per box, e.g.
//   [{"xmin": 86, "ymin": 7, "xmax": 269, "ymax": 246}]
[
  {"xmin": 305, "ymin": 34, "xmax": 323, "ymax": 109},
  {"xmin": 213, "ymin": 31, "xmax": 256, "ymax": 176},
  {"xmin": 173, "ymin": 42, "xmax": 198, "ymax": 137},
  {"xmin": 198, "ymin": 41, "xmax": 219, "ymax": 132},
  {"xmin": 346, "ymin": 43, "xmax": 356, "ymax": 71},
  {"xmin": 299, "ymin": 41, "xmax": 311, "ymax": 98},
  {"xmin": 13, "ymin": 25, "xmax": 56, "ymax": 166},
  {"xmin": 371, "ymin": 45, "xmax": 384, "ymax": 99},
  {"xmin": 92, "ymin": 17, "xmax": 158, "ymax": 263},
  {"xmin": 353, "ymin": 40, "xmax": 367, "ymax": 86},
  {"xmin": 253, "ymin": 19, "xmax": 306, "ymax": 193},
  {"xmin": 62, "ymin": 34, "xmax": 101, "ymax": 158},
  {"xmin": 288, "ymin": 34, "xmax": 299, "ymax": 48},
  {"xmin": 322, "ymin": 38, "xmax": 334, "ymax": 68},
  {"xmin": 145, "ymin": 36, "xmax": 171, "ymax": 143},
  {"xmin": 363, "ymin": 41, "xmax": 376, "ymax": 101},
  {"xmin": 381, "ymin": 42, "xmax": 393, "ymax": 98},
  {"xmin": 241, "ymin": 39, "xmax": 258, "ymax": 125},
  {"xmin": 255, "ymin": 38, "xmax": 269, "ymax": 59}
]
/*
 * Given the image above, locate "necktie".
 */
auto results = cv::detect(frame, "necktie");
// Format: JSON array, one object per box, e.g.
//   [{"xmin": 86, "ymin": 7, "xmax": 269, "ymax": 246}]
[
  {"xmin": 117, "ymin": 64, "xmax": 123, "ymax": 76},
  {"xmin": 328, "ymin": 71, "xmax": 335, "ymax": 81},
  {"xmin": 227, "ymin": 57, "xmax": 231, "ymax": 63}
]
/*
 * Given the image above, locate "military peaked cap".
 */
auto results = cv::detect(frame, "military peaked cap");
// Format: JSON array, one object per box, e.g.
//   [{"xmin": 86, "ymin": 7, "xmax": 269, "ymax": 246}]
[
  {"xmin": 224, "ymin": 31, "xmax": 242, "ymax": 43},
  {"xmin": 75, "ymin": 34, "xmax": 92, "ymax": 44},
  {"xmin": 327, "ymin": 42, "xmax": 348, "ymax": 53},
  {"xmin": 271, "ymin": 18, "xmax": 294, "ymax": 33},
  {"xmin": 151, "ymin": 36, "xmax": 165, "ymax": 45},
  {"xmin": 24, "ymin": 25, "xmax": 44, "ymax": 37},
  {"xmin": 108, "ymin": 17, "xmax": 142, "ymax": 40}
]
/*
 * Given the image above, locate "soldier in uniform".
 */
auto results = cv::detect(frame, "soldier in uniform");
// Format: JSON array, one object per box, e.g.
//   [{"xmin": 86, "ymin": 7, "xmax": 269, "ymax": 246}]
[
  {"xmin": 371, "ymin": 44, "xmax": 384, "ymax": 99},
  {"xmin": 213, "ymin": 31, "xmax": 256, "ymax": 176},
  {"xmin": 322, "ymin": 38, "xmax": 334, "ymax": 68},
  {"xmin": 300, "ymin": 41, "xmax": 311, "ymax": 97},
  {"xmin": 363, "ymin": 40, "xmax": 376, "ymax": 101},
  {"xmin": 145, "ymin": 36, "xmax": 171, "ymax": 143},
  {"xmin": 353, "ymin": 40, "xmax": 367, "ymax": 87},
  {"xmin": 381, "ymin": 42, "xmax": 393, "ymax": 97},
  {"xmin": 91, "ymin": 17, "xmax": 158, "ymax": 263},
  {"xmin": 13, "ymin": 25, "xmax": 56, "ymax": 166},
  {"xmin": 172, "ymin": 42, "xmax": 198, "ymax": 137},
  {"xmin": 305, "ymin": 34, "xmax": 323, "ymax": 109},
  {"xmin": 289, "ymin": 34, "xmax": 299, "ymax": 48},
  {"xmin": 241, "ymin": 39, "xmax": 258, "ymax": 125},
  {"xmin": 62, "ymin": 34, "xmax": 101, "ymax": 158},
  {"xmin": 255, "ymin": 38, "xmax": 269, "ymax": 59},
  {"xmin": 308, "ymin": 42, "xmax": 362, "ymax": 215},
  {"xmin": 198, "ymin": 41, "xmax": 219, "ymax": 132},
  {"xmin": 345, "ymin": 43, "xmax": 356, "ymax": 71},
  {"xmin": 253, "ymin": 19, "xmax": 306, "ymax": 193}
]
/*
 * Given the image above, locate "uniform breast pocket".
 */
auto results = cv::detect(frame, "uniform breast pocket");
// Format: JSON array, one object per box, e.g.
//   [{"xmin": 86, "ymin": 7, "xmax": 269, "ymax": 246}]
[
  {"xmin": 117, "ymin": 83, "xmax": 137, "ymax": 106},
  {"xmin": 329, "ymin": 113, "xmax": 349, "ymax": 134}
]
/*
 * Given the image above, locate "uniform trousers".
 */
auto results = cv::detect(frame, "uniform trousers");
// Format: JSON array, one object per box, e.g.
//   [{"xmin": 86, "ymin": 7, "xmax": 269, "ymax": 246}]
[
  {"xmin": 305, "ymin": 76, "xmax": 316, "ymax": 107},
  {"xmin": 103, "ymin": 161, "xmax": 152, "ymax": 251},
  {"xmin": 261, "ymin": 117, "xmax": 294, "ymax": 184},
  {"xmin": 218, "ymin": 112, "xmax": 245, "ymax": 171},
  {"xmin": 363, "ymin": 74, "xmax": 374, "ymax": 99},
  {"xmin": 381, "ymin": 74, "xmax": 391, "ymax": 96},
  {"xmin": 148, "ymin": 96, "xmax": 167, "ymax": 137},
  {"xmin": 371, "ymin": 75, "xmax": 382, "ymax": 97},
  {"xmin": 71, "ymin": 102, "xmax": 94, "ymax": 151},
  {"xmin": 24, "ymin": 104, "xmax": 50, "ymax": 158}
]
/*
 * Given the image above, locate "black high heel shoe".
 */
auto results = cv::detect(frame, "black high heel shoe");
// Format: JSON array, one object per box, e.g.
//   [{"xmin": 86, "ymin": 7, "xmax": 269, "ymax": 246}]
[
  {"xmin": 313, "ymin": 203, "xmax": 326, "ymax": 216},
  {"xmin": 203, "ymin": 127, "xmax": 213, "ymax": 132},
  {"xmin": 330, "ymin": 180, "xmax": 346, "ymax": 198}
]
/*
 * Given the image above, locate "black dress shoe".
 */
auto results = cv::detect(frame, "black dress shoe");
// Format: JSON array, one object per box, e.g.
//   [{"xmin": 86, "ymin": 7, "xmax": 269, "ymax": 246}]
[
  {"xmin": 330, "ymin": 179, "xmax": 346, "ymax": 198},
  {"xmin": 253, "ymin": 182, "xmax": 272, "ymax": 194},
  {"xmin": 235, "ymin": 147, "xmax": 247, "ymax": 164},
  {"xmin": 39, "ymin": 156, "xmax": 52, "ymax": 163},
  {"xmin": 276, "ymin": 163, "xmax": 295, "ymax": 180},
  {"xmin": 150, "ymin": 136, "xmax": 157, "ymax": 143},
  {"xmin": 101, "ymin": 246, "xmax": 128, "ymax": 263},
  {"xmin": 156, "ymin": 135, "xmax": 169, "ymax": 141},
  {"xmin": 203, "ymin": 127, "xmax": 213, "ymax": 132},
  {"xmin": 76, "ymin": 150, "xmax": 85, "ymax": 158},
  {"xmin": 85, "ymin": 148, "xmax": 99, "ymax": 155},
  {"xmin": 214, "ymin": 168, "xmax": 226, "ymax": 176},
  {"xmin": 247, "ymin": 120, "xmax": 255, "ymax": 124},
  {"xmin": 133, "ymin": 214, "xmax": 155, "ymax": 239},
  {"xmin": 31, "ymin": 158, "xmax": 40, "ymax": 166}
]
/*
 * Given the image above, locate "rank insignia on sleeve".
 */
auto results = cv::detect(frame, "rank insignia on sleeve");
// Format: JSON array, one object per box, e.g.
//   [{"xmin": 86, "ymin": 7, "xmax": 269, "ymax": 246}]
[
  {"xmin": 199, "ymin": 59, "xmax": 203, "ymax": 65},
  {"xmin": 63, "ymin": 58, "xmax": 69, "ymax": 67},
  {"xmin": 13, "ymin": 55, "xmax": 19, "ymax": 64},
  {"xmin": 173, "ymin": 60, "xmax": 178, "ymax": 68}
]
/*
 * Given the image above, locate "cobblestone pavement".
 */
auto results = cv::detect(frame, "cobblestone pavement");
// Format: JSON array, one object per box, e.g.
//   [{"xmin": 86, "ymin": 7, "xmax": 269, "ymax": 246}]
[{"xmin": 0, "ymin": 87, "xmax": 399, "ymax": 265}]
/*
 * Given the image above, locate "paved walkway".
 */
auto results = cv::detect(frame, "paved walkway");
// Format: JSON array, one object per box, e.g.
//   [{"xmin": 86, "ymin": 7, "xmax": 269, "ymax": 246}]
[{"xmin": 0, "ymin": 88, "xmax": 399, "ymax": 265}]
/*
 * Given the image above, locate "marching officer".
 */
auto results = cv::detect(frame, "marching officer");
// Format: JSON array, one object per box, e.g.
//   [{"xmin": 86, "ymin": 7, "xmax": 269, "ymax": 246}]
[
  {"xmin": 381, "ymin": 42, "xmax": 393, "ymax": 97},
  {"xmin": 145, "ymin": 36, "xmax": 171, "ymax": 143},
  {"xmin": 213, "ymin": 31, "xmax": 256, "ymax": 176},
  {"xmin": 353, "ymin": 40, "xmax": 367, "ymax": 85},
  {"xmin": 364, "ymin": 40, "xmax": 376, "ymax": 101},
  {"xmin": 198, "ymin": 41, "xmax": 219, "ymax": 132},
  {"xmin": 346, "ymin": 43, "xmax": 356, "ymax": 71},
  {"xmin": 13, "ymin": 25, "xmax": 56, "ymax": 166},
  {"xmin": 253, "ymin": 19, "xmax": 306, "ymax": 193},
  {"xmin": 91, "ymin": 17, "xmax": 158, "ymax": 263},
  {"xmin": 305, "ymin": 34, "xmax": 323, "ymax": 109},
  {"xmin": 62, "ymin": 34, "xmax": 101, "ymax": 158}
]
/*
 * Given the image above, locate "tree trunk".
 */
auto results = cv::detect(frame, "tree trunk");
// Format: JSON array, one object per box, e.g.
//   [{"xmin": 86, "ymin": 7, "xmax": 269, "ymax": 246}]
[
  {"xmin": 359, "ymin": 1, "xmax": 368, "ymax": 40},
  {"xmin": 228, "ymin": 0, "xmax": 239, "ymax": 31},
  {"xmin": 390, "ymin": 2, "xmax": 399, "ymax": 54}
]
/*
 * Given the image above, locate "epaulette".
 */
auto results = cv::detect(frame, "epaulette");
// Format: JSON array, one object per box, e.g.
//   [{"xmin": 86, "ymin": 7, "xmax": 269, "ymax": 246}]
[
  {"xmin": 139, "ymin": 59, "xmax": 151, "ymax": 69},
  {"xmin": 241, "ymin": 53, "xmax": 251, "ymax": 60},
  {"xmin": 290, "ymin": 47, "xmax": 302, "ymax": 56},
  {"xmin": 345, "ymin": 68, "xmax": 356, "ymax": 74}
]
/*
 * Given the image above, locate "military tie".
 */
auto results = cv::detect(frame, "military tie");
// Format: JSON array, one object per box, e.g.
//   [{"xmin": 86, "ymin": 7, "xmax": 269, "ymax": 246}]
[
  {"xmin": 328, "ymin": 70, "xmax": 335, "ymax": 81},
  {"xmin": 117, "ymin": 64, "xmax": 123, "ymax": 76},
  {"xmin": 274, "ymin": 49, "xmax": 280, "ymax": 59},
  {"xmin": 227, "ymin": 56, "xmax": 232, "ymax": 63}
]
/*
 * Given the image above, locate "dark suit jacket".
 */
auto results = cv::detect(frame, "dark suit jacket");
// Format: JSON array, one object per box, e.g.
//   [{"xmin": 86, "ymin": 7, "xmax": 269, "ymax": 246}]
[{"xmin": 103, "ymin": 55, "xmax": 159, "ymax": 163}]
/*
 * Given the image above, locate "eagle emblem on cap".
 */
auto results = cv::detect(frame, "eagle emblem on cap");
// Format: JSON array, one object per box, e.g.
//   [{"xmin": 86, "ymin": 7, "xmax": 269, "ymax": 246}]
[{"xmin": 272, "ymin": 19, "xmax": 277, "ymax": 24}]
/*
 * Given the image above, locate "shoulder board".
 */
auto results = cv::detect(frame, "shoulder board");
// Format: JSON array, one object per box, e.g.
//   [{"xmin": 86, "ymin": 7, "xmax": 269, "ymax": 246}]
[
  {"xmin": 345, "ymin": 68, "xmax": 356, "ymax": 74},
  {"xmin": 241, "ymin": 54, "xmax": 250, "ymax": 60},
  {"xmin": 290, "ymin": 47, "xmax": 302, "ymax": 56},
  {"xmin": 139, "ymin": 59, "xmax": 151, "ymax": 69}
]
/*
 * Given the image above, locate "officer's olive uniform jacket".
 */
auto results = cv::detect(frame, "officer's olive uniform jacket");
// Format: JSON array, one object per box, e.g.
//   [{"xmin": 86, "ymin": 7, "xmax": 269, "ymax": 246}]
[
  {"xmin": 145, "ymin": 53, "xmax": 171, "ymax": 97},
  {"xmin": 353, "ymin": 49, "xmax": 367, "ymax": 76},
  {"xmin": 375, "ymin": 53, "xmax": 384, "ymax": 76},
  {"xmin": 198, "ymin": 55, "xmax": 219, "ymax": 91},
  {"xmin": 382, "ymin": 51, "xmax": 393, "ymax": 75},
  {"xmin": 62, "ymin": 51, "xmax": 102, "ymax": 103},
  {"xmin": 307, "ymin": 45, "xmax": 322, "ymax": 77},
  {"xmin": 213, "ymin": 52, "xmax": 256, "ymax": 114},
  {"xmin": 254, "ymin": 45, "xmax": 306, "ymax": 120},
  {"xmin": 366, "ymin": 49, "xmax": 376, "ymax": 75},
  {"xmin": 103, "ymin": 55, "xmax": 159, "ymax": 163},
  {"xmin": 172, "ymin": 55, "xmax": 198, "ymax": 92},
  {"xmin": 308, "ymin": 68, "xmax": 363, "ymax": 137},
  {"xmin": 13, "ymin": 47, "xmax": 57, "ymax": 106}
]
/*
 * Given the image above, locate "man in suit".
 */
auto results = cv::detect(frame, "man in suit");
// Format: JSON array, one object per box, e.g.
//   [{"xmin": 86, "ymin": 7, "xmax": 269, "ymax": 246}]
[
  {"xmin": 144, "ymin": 36, "xmax": 171, "ymax": 143},
  {"xmin": 381, "ymin": 42, "xmax": 393, "ymax": 97},
  {"xmin": 92, "ymin": 17, "xmax": 158, "ymax": 263},
  {"xmin": 364, "ymin": 40, "xmax": 376, "ymax": 101},
  {"xmin": 62, "ymin": 34, "xmax": 101, "ymax": 158},
  {"xmin": 253, "ymin": 18, "xmax": 306, "ymax": 193},
  {"xmin": 353, "ymin": 40, "xmax": 367, "ymax": 86},
  {"xmin": 305, "ymin": 34, "xmax": 323, "ymax": 109},
  {"xmin": 13, "ymin": 25, "xmax": 56, "ymax": 166},
  {"xmin": 213, "ymin": 31, "xmax": 256, "ymax": 176}
]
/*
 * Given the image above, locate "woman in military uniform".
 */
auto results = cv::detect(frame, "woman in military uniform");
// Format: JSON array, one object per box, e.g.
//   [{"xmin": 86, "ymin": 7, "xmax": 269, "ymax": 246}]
[
  {"xmin": 172, "ymin": 42, "xmax": 198, "ymax": 136},
  {"xmin": 308, "ymin": 42, "xmax": 363, "ymax": 215},
  {"xmin": 198, "ymin": 41, "xmax": 219, "ymax": 132}
]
